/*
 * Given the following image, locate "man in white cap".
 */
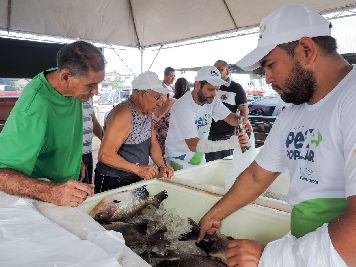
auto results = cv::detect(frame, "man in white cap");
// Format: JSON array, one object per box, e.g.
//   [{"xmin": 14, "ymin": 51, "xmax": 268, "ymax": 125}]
[
  {"xmin": 165, "ymin": 66, "xmax": 250, "ymax": 171},
  {"xmin": 199, "ymin": 4, "xmax": 355, "ymax": 267},
  {"xmin": 94, "ymin": 71, "xmax": 174, "ymax": 193}
]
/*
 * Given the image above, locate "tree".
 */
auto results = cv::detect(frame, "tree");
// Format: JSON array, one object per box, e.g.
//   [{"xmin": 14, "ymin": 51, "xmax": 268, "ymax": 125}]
[{"xmin": 111, "ymin": 76, "xmax": 124, "ymax": 90}]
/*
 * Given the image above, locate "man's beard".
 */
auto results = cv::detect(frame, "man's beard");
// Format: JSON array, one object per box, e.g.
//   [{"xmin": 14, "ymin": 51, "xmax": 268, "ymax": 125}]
[
  {"xmin": 197, "ymin": 87, "xmax": 213, "ymax": 104},
  {"xmin": 273, "ymin": 61, "xmax": 316, "ymax": 105}
]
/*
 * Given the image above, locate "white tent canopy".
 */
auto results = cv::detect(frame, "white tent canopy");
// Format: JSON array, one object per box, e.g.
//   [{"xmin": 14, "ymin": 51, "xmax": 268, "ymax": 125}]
[{"xmin": 1, "ymin": 0, "xmax": 356, "ymax": 48}]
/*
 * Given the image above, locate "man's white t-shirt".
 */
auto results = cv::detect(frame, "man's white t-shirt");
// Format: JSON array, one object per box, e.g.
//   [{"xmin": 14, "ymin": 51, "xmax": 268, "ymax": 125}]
[
  {"xmin": 163, "ymin": 82, "xmax": 174, "ymax": 97},
  {"xmin": 256, "ymin": 67, "xmax": 356, "ymax": 205},
  {"xmin": 165, "ymin": 91, "xmax": 230, "ymax": 163}
]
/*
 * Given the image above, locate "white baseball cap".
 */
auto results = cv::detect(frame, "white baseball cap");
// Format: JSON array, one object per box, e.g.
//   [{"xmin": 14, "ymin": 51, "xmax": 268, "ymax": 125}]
[
  {"xmin": 237, "ymin": 4, "xmax": 331, "ymax": 71},
  {"xmin": 195, "ymin": 66, "xmax": 226, "ymax": 86},
  {"xmin": 132, "ymin": 71, "xmax": 170, "ymax": 94}
]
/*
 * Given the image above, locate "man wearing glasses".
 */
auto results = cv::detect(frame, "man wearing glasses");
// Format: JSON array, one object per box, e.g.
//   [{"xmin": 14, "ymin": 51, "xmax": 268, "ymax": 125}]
[{"xmin": 94, "ymin": 71, "xmax": 174, "ymax": 193}]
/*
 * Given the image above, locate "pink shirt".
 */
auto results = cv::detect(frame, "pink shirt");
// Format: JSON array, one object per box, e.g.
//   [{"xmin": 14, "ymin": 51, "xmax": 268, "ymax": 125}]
[{"xmin": 152, "ymin": 98, "xmax": 176, "ymax": 156}]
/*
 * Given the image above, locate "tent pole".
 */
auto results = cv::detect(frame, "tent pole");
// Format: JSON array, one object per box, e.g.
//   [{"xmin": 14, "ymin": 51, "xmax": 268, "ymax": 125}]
[
  {"xmin": 140, "ymin": 48, "xmax": 144, "ymax": 73},
  {"xmin": 222, "ymin": 0, "xmax": 238, "ymax": 29},
  {"xmin": 111, "ymin": 47, "xmax": 136, "ymax": 77},
  {"xmin": 7, "ymin": 0, "xmax": 12, "ymax": 32},
  {"xmin": 148, "ymin": 45, "xmax": 163, "ymax": 71}
]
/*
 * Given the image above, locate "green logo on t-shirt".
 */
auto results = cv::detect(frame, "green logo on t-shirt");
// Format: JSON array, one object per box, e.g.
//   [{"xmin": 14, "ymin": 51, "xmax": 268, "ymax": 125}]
[
  {"xmin": 311, "ymin": 131, "xmax": 323, "ymax": 147},
  {"xmin": 286, "ymin": 128, "xmax": 323, "ymax": 162}
]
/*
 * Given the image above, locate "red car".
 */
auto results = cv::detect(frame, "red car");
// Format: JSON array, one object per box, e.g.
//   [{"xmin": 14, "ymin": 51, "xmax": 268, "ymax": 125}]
[
  {"xmin": 0, "ymin": 91, "xmax": 21, "ymax": 97},
  {"xmin": 0, "ymin": 91, "xmax": 20, "ymax": 132}
]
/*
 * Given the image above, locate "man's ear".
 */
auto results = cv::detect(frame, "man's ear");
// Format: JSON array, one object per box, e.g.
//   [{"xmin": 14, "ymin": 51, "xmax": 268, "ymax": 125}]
[
  {"xmin": 194, "ymin": 81, "xmax": 200, "ymax": 90},
  {"xmin": 59, "ymin": 69, "xmax": 72, "ymax": 84},
  {"xmin": 296, "ymin": 37, "xmax": 317, "ymax": 66}
]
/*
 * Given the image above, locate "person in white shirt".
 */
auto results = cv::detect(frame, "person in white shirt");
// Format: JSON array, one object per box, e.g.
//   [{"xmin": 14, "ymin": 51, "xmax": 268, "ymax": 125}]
[
  {"xmin": 81, "ymin": 98, "xmax": 103, "ymax": 184},
  {"xmin": 165, "ymin": 66, "xmax": 250, "ymax": 170},
  {"xmin": 199, "ymin": 4, "xmax": 356, "ymax": 267},
  {"xmin": 162, "ymin": 67, "xmax": 175, "ymax": 97}
]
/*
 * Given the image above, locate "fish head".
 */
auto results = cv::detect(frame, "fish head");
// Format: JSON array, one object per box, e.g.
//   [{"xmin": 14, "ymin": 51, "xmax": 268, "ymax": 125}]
[
  {"xmin": 91, "ymin": 187, "xmax": 168, "ymax": 223},
  {"xmin": 92, "ymin": 202, "xmax": 118, "ymax": 223},
  {"xmin": 103, "ymin": 187, "xmax": 150, "ymax": 220},
  {"xmin": 107, "ymin": 186, "xmax": 149, "ymax": 203},
  {"xmin": 178, "ymin": 218, "xmax": 200, "ymax": 241},
  {"xmin": 150, "ymin": 190, "xmax": 168, "ymax": 208},
  {"xmin": 196, "ymin": 233, "xmax": 230, "ymax": 254}
]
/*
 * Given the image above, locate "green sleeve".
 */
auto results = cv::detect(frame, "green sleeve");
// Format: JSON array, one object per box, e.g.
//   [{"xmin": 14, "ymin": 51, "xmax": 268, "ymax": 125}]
[{"xmin": 0, "ymin": 103, "xmax": 47, "ymax": 176}]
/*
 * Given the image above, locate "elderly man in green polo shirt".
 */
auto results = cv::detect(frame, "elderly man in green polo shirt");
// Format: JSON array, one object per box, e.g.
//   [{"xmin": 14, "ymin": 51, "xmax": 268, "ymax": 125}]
[{"xmin": 0, "ymin": 41, "xmax": 105, "ymax": 207}]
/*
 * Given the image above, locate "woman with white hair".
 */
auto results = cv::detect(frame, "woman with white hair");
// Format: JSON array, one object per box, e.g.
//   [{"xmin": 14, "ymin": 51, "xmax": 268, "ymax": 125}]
[{"xmin": 94, "ymin": 71, "xmax": 174, "ymax": 193}]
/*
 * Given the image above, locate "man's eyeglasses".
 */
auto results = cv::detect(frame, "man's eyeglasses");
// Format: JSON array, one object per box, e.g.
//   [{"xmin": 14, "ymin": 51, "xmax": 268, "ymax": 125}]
[{"xmin": 145, "ymin": 90, "xmax": 163, "ymax": 102}]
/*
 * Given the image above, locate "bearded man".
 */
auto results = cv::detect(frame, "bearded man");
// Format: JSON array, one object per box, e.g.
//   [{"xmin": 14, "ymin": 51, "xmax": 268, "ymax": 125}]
[
  {"xmin": 165, "ymin": 66, "xmax": 250, "ymax": 170},
  {"xmin": 199, "ymin": 4, "xmax": 356, "ymax": 267}
]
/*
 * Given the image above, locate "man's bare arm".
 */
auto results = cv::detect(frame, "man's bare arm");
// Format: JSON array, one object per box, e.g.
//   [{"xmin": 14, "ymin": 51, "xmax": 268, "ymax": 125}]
[
  {"xmin": 0, "ymin": 168, "xmax": 93, "ymax": 206},
  {"xmin": 239, "ymin": 104, "xmax": 249, "ymax": 119},
  {"xmin": 199, "ymin": 162, "xmax": 279, "ymax": 239},
  {"xmin": 99, "ymin": 105, "xmax": 137, "ymax": 173},
  {"xmin": 208, "ymin": 162, "xmax": 277, "ymax": 218},
  {"xmin": 329, "ymin": 196, "xmax": 356, "ymax": 266},
  {"xmin": 99, "ymin": 105, "xmax": 158, "ymax": 179},
  {"xmin": 224, "ymin": 113, "xmax": 242, "ymax": 127},
  {"xmin": 185, "ymin": 137, "xmax": 200, "ymax": 152}
]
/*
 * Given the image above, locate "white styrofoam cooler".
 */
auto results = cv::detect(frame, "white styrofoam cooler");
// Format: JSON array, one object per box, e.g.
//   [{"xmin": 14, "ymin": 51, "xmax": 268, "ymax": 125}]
[
  {"xmin": 82, "ymin": 179, "xmax": 290, "ymax": 246},
  {"xmin": 171, "ymin": 159, "xmax": 291, "ymax": 212}
]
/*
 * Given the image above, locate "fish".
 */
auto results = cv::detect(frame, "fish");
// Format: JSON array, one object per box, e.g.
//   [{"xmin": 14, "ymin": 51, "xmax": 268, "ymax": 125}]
[
  {"xmin": 103, "ymin": 220, "xmax": 148, "ymax": 234},
  {"xmin": 196, "ymin": 233, "xmax": 232, "ymax": 264},
  {"xmin": 103, "ymin": 220, "xmax": 170, "ymax": 249},
  {"xmin": 179, "ymin": 218, "xmax": 232, "ymax": 265},
  {"xmin": 156, "ymin": 254, "xmax": 226, "ymax": 267},
  {"xmin": 89, "ymin": 186, "xmax": 168, "ymax": 223},
  {"xmin": 151, "ymin": 250, "xmax": 227, "ymax": 267},
  {"xmin": 92, "ymin": 189, "xmax": 228, "ymax": 266}
]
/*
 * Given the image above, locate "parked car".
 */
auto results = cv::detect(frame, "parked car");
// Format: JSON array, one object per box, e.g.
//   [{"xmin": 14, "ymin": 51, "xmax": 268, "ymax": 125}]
[
  {"xmin": 248, "ymin": 95, "xmax": 289, "ymax": 147},
  {"xmin": 98, "ymin": 90, "xmax": 119, "ymax": 105},
  {"xmin": 247, "ymin": 94, "xmax": 263, "ymax": 104},
  {"xmin": 0, "ymin": 91, "xmax": 21, "ymax": 132},
  {"xmin": 94, "ymin": 89, "xmax": 131, "ymax": 126}
]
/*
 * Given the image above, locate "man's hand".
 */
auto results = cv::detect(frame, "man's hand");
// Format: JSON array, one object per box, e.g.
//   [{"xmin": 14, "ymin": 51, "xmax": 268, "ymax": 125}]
[
  {"xmin": 244, "ymin": 119, "xmax": 253, "ymax": 132},
  {"xmin": 198, "ymin": 213, "xmax": 222, "ymax": 240},
  {"xmin": 225, "ymin": 239, "xmax": 264, "ymax": 267},
  {"xmin": 237, "ymin": 132, "xmax": 250, "ymax": 148},
  {"xmin": 136, "ymin": 164, "xmax": 159, "ymax": 180},
  {"xmin": 47, "ymin": 180, "xmax": 94, "ymax": 207},
  {"xmin": 158, "ymin": 164, "xmax": 174, "ymax": 179}
]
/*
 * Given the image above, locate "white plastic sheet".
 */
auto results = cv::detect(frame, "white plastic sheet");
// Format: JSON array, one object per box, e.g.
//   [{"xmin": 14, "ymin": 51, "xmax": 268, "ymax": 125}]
[
  {"xmin": 224, "ymin": 134, "xmax": 258, "ymax": 190},
  {"xmin": 34, "ymin": 201, "xmax": 116, "ymax": 240},
  {"xmin": 34, "ymin": 201, "xmax": 151, "ymax": 267},
  {"xmin": 34, "ymin": 202, "xmax": 128, "ymax": 258},
  {"xmin": 259, "ymin": 223, "xmax": 347, "ymax": 267},
  {"xmin": 0, "ymin": 192, "xmax": 121, "ymax": 267},
  {"xmin": 0, "ymin": 192, "xmax": 151, "ymax": 267}
]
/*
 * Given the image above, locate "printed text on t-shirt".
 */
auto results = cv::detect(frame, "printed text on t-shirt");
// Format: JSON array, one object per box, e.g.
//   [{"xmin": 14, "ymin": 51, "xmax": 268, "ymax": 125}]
[{"xmin": 285, "ymin": 129, "xmax": 323, "ymax": 162}]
